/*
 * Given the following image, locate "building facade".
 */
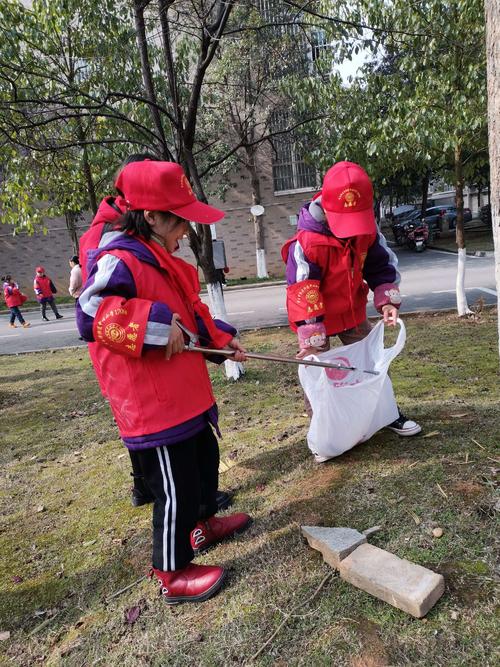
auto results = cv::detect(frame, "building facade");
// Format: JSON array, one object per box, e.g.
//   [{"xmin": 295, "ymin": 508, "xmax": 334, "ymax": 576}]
[{"xmin": 0, "ymin": 143, "xmax": 316, "ymax": 291}]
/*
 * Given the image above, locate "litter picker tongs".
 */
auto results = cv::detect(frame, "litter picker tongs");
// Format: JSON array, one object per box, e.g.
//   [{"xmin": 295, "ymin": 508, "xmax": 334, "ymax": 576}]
[{"xmin": 176, "ymin": 321, "xmax": 379, "ymax": 376}]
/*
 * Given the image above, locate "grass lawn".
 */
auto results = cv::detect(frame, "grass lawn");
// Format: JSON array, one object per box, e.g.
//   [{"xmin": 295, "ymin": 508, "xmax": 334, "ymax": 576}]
[
  {"xmin": 0, "ymin": 310, "xmax": 498, "ymax": 666},
  {"xmin": 429, "ymin": 228, "xmax": 494, "ymax": 253}
]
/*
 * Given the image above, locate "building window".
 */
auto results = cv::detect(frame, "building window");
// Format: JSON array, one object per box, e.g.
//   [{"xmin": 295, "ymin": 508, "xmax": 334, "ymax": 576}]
[{"xmin": 270, "ymin": 111, "xmax": 317, "ymax": 193}]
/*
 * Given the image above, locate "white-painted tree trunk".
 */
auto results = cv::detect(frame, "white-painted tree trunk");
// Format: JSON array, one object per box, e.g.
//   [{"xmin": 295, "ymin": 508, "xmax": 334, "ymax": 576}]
[
  {"xmin": 256, "ymin": 248, "xmax": 269, "ymax": 279},
  {"xmin": 206, "ymin": 281, "xmax": 245, "ymax": 380},
  {"xmin": 485, "ymin": 0, "xmax": 500, "ymax": 359},
  {"xmin": 456, "ymin": 248, "xmax": 472, "ymax": 316}
]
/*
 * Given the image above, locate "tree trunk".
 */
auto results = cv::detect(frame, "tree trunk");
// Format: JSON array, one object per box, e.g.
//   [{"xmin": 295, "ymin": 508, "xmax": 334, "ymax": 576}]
[
  {"xmin": 133, "ymin": 0, "xmax": 171, "ymax": 160},
  {"xmin": 158, "ymin": 0, "xmax": 183, "ymax": 160},
  {"xmin": 420, "ymin": 170, "xmax": 430, "ymax": 217},
  {"xmin": 76, "ymin": 120, "xmax": 97, "ymax": 215},
  {"xmin": 183, "ymin": 151, "xmax": 244, "ymax": 378},
  {"xmin": 245, "ymin": 147, "xmax": 268, "ymax": 278},
  {"xmin": 65, "ymin": 211, "xmax": 80, "ymax": 255},
  {"xmin": 485, "ymin": 0, "xmax": 500, "ymax": 358},
  {"xmin": 454, "ymin": 144, "xmax": 471, "ymax": 316}
]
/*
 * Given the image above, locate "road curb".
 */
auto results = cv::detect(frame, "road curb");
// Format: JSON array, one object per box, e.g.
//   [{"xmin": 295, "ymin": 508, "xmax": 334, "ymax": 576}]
[
  {"xmin": 200, "ymin": 280, "xmax": 286, "ymax": 295},
  {"xmin": 426, "ymin": 246, "xmax": 492, "ymax": 257}
]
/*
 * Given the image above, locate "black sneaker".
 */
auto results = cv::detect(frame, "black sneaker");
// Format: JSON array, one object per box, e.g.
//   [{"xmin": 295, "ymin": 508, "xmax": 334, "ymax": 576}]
[
  {"xmin": 387, "ymin": 411, "xmax": 422, "ymax": 436},
  {"xmin": 42, "ymin": 316, "xmax": 49, "ymax": 321},
  {"xmin": 131, "ymin": 474, "xmax": 154, "ymax": 507},
  {"xmin": 216, "ymin": 490, "xmax": 234, "ymax": 512},
  {"xmin": 56, "ymin": 314, "xmax": 64, "ymax": 319}
]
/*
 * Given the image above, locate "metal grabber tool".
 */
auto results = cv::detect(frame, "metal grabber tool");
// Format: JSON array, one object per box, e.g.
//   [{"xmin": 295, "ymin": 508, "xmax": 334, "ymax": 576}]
[{"xmin": 176, "ymin": 321, "xmax": 379, "ymax": 376}]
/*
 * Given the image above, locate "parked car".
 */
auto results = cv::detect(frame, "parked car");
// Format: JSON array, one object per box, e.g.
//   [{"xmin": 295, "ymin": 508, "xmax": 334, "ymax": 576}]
[{"xmin": 422, "ymin": 205, "xmax": 472, "ymax": 230}]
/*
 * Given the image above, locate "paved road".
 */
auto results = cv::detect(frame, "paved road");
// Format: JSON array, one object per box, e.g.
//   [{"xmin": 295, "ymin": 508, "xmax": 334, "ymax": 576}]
[{"xmin": 0, "ymin": 247, "xmax": 496, "ymax": 355}]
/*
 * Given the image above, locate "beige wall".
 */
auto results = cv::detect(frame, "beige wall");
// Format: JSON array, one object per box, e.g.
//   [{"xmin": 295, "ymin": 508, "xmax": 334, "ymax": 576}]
[
  {"xmin": 0, "ymin": 151, "xmax": 315, "ymax": 290},
  {"xmin": 0, "ymin": 216, "xmax": 91, "ymax": 296}
]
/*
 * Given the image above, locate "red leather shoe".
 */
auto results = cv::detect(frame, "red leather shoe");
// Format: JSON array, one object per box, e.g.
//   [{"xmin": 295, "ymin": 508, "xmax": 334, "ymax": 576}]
[
  {"xmin": 149, "ymin": 563, "xmax": 226, "ymax": 604},
  {"xmin": 190, "ymin": 512, "xmax": 251, "ymax": 554}
]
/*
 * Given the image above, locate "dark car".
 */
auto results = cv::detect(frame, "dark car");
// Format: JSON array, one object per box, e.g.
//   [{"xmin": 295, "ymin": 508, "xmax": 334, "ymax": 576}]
[{"xmin": 422, "ymin": 205, "xmax": 472, "ymax": 230}]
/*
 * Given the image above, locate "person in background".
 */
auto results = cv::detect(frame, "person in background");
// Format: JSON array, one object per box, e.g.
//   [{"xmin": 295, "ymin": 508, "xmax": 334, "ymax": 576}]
[
  {"xmin": 282, "ymin": 161, "xmax": 421, "ymax": 463},
  {"xmin": 33, "ymin": 266, "xmax": 63, "ymax": 321},
  {"xmin": 2, "ymin": 274, "xmax": 30, "ymax": 328},
  {"xmin": 68, "ymin": 255, "xmax": 82, "ymax": 299},
  {"xmin": 77, "ymin": 160, "xmax": 251, "ymax": 604},
  {"xmin": 78, "ymin": 153, "xmax": 234, "ymax": 513}
]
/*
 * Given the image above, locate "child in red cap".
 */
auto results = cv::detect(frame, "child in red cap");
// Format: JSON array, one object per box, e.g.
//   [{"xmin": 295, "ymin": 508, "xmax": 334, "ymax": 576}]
[
  {"xmin": 2, "ymin": 274, "xmax": 30, "ymax": 328},
  {"xmin": 282, "ymin": 161, "xmax": 421, "ymax": 461},
  {"xmin": 77, "ymin": 160, "xmax": 250, "ymax": 604},
  {"xmin": 33, "ymin": 266, "xmax": 63, "ymax": 321},
  {"xmin": 78, "ymin": 153, "xmax": 234, "ymax": 512}
]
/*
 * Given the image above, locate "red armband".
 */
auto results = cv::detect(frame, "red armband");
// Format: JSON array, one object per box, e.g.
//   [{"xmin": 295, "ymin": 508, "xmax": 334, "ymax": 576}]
[
  {"xmin": 93, "ymin": 297, "xmax": 151, "ymax": 357},
  {"xmin": 286, "ymin": 280, "xmax": 325, "ymax": 323}
]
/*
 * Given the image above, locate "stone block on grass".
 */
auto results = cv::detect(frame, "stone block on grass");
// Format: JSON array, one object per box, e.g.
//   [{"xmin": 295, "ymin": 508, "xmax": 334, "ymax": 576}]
[
  {"xmin": 301, "ymin": 526, "xmax": 367, "ymax": 568},
  {"xmin": 339, "ymin": 543, "xmax": 445, "ymax": 618}
]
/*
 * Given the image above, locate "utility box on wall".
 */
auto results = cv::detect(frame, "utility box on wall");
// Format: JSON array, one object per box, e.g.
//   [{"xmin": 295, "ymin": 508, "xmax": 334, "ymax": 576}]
[{"xmin": 212, "ymin": 239, "xmax": 228, "ymax": 270}]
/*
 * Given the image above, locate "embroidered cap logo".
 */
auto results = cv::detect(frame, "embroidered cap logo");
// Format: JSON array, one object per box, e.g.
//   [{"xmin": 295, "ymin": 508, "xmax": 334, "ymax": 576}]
[{"xmin": 339, "ymin": 188, "xmax": 361, "ymax": 208}]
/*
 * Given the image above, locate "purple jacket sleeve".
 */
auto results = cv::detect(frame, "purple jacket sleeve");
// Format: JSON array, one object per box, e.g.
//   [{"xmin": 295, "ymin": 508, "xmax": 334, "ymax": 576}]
[
  {"xmin": 76, "ymin": 253, "xmax": 176, "ymax": 350},
  {"xmin": 363, "ymin": 233, "xmax": 402, "ymax": 311},
  {"xmin": 285, "ymin": 240, "xmax": 323, "ymax": 286}
]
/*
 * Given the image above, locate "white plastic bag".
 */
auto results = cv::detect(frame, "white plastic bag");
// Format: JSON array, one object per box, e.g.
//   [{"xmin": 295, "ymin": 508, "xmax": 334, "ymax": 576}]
[{"xmin": 298, "ymin": 319, "xmax": 406, "ymax": 458}]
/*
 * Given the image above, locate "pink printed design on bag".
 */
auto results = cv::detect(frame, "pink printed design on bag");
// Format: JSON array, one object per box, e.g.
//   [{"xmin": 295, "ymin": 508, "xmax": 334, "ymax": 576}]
[{"xmin": 325, "ymin": 356, "xmax": 351, "ymax": 382}]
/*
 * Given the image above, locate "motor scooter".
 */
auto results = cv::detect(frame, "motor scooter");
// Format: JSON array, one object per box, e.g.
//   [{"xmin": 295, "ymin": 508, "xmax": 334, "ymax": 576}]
[{"xmin": 404, "ymin": 221, "xmax": 429, "ymax": 252}]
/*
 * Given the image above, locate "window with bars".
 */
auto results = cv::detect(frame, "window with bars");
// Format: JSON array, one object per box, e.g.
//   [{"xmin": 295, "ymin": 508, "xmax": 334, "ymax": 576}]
[{"xmin": 270, "ymin": 111, "xmax": 317, "ymax": 193}]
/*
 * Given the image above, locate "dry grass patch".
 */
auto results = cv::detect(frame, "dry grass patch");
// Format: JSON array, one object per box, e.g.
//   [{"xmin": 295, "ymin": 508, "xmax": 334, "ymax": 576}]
[{"xmin": 0, "ymin": 310, "xmax": 499, "ymax": 666}]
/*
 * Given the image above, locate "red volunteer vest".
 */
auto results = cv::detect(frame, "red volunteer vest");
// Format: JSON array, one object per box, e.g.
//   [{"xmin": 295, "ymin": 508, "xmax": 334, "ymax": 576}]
[
  {"xmin": 282, "ymin": 230, "xmax": 375, "ymax": 335},
  {"xmin": 92, "ymin": 249, "xmax": 220, "ymax": 438},
  {"xmin": 3, "ymin": 285, "xmax": 26, "ymax": 308},
  {"xmin": 33, "ymin": 275, "xmax": 54, "ymax": 299}
]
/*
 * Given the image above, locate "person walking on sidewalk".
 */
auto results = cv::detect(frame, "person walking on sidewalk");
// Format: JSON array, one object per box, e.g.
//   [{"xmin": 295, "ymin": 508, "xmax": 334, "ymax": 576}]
[
  {"xmin": 282, "ymin": 161, "xmax": 421, "ymax": 463},
  {"xmin": 77, "ymin": 160, "xmax": 250, "ymax": 604},
  {"xmin": 68, "ymin": 255, "xmax": 82, "ymax": 299},
  {"xmin": 2, "ymin": 274, "xmax": 30, "ymax": 328},
  {"xmin": 33, "ymin": 266, "xmax": 63, "ymax": 321},
  {"xmin": 79, "ymin": 153, "xmax": 234, "ymax": 513}
]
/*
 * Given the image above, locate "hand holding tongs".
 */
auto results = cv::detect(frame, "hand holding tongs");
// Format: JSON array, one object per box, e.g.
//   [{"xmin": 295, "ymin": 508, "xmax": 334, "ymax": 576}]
[{"xmin": 175, "ymin": 321, "xmax": 379, "ymax": 375}]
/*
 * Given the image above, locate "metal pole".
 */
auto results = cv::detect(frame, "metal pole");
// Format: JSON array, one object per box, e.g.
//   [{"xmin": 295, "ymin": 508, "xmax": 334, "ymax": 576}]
[{"xmin": 184, "ymin": 345, "xmax": 379, "ymax": 375}]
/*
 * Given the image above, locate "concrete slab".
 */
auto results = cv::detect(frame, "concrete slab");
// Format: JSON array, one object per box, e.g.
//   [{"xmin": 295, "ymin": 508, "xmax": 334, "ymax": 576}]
[
  {"xmin": 339, "ymin": 543, "xmax": 445, "ymax": 618},
  {"xmin": 301, "ymin": 526, "xmax": 367, "ymax": 568}
]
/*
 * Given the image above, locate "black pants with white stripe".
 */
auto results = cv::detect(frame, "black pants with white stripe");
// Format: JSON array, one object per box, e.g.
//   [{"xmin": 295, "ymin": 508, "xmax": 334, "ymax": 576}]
[{"xmin": 134, "ymin": 425, "xmax": 219, "ymax": 571}]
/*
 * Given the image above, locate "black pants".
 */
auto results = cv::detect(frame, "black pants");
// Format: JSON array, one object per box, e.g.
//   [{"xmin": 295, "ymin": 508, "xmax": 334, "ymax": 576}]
[
  {"xmin": 134, "ymin": 425, "xmax": 219, "ymax": 571},
  {"xmin": 9, "ymin": 306, "xmax": 25, "ymax": 325},
  {"xmin": 40, "ymin": 298, "xmax": 60, "ymax": 318}
]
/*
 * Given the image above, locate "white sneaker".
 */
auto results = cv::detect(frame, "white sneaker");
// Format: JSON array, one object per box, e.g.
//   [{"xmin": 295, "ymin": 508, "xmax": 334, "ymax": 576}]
[
  {"xmin": 386, "ymin": 411, "xmax": 422, "ymax": 436},
  {"xmin": 313, "ymin": 452, "xmax": 334, "ymax": 464}
]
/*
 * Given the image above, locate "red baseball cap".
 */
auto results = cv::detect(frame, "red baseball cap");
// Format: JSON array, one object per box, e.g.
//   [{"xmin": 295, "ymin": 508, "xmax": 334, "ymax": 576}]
[
  {"xmin": 321, "ymin": 161, "xmax": 376, "ymax": 237},
  {"xmin": 36, "ymin": 266, "xmax": 45, "ymax": 273},
  {"xmin": 115, "ymin": 160, "xmax": 225, "ymax": 224}
]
